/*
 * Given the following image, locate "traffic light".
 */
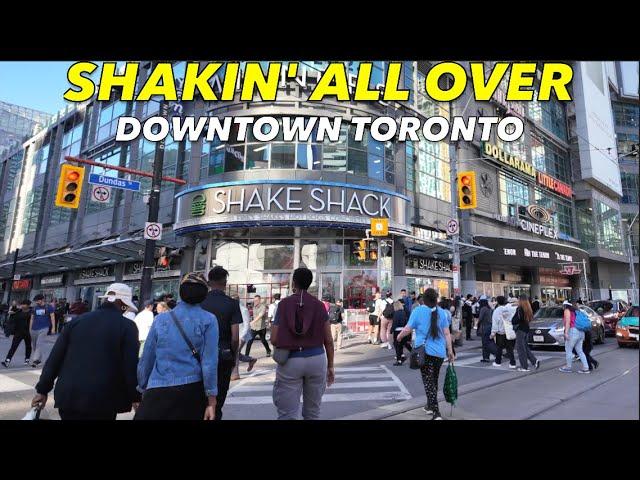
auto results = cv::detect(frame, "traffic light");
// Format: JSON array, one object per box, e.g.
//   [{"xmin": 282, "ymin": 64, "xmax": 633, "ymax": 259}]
[
  {"xmin": 457, "ymin": 171, "xmax": 477, "ymax": 209},
  {"xmin": 352, "ymin": 240, "xmax": 367, "ymax": 261},
  {"xmin": 55, "ymin": 164, "xmax": 85, "ymax": 209}
]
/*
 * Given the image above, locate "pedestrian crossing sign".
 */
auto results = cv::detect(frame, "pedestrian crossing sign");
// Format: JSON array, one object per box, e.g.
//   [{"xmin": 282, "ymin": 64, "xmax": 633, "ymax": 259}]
[{"xmin": 371, "ymin": 218, "xmax": 388, "ymax": 236}]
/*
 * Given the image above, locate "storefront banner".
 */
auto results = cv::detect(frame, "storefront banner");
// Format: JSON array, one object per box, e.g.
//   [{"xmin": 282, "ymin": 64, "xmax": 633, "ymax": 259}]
[
  {"xmin": 40, "ymin": 274, "xmax": 64, "ymax": 286},
  {"xmin": 405, "ymin": 256, "xmax": 453, "ymax": 278},
  {"xmin": 474, "ymin": 236, "xmax": 589, "ymax": 270},
  {"xmin": 74, "ymin": 265, "xmax": 116, "ymax": 286},
  {"xmin": 174, "ymin": 180, "xmax": 411, "ymax": 235}
]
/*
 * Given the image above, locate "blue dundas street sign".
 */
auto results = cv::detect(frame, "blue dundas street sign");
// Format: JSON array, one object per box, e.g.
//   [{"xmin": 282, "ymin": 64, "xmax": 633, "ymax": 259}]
[{"xmin": 88, "ymin": 174, "xmax": 141, "ymax": 192}]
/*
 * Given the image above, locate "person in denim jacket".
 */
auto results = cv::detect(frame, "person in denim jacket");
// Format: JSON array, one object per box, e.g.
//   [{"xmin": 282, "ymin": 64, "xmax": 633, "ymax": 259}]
[{"xmin": 135, "ymin": 273, "xmax": 219, "ymax": 420}]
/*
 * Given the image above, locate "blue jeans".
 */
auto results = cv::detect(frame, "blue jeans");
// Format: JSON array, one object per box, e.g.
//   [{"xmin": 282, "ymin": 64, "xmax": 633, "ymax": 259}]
[{"xmin": 565, "ymin": 328, "xmax": 588, "ymax": 370}]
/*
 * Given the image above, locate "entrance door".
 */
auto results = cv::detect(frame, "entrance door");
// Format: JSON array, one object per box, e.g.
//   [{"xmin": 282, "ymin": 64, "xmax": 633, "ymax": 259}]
[{"xmin": 319, "ymin": 273, "xmax": 341, "ymax": 303}]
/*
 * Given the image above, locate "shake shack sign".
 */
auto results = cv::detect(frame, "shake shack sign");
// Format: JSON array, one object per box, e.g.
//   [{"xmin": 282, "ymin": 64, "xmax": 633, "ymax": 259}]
[
  {"xmin": 174, "ymin": 181, "xmax": 410, "ymax": 234},
  {"xmin": 405, "ymin": 256, "xmax": 453, "ymax": 278}
]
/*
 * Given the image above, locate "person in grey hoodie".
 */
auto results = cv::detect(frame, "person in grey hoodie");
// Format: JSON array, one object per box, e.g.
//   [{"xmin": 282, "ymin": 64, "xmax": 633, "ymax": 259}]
[{"xmin": 490, "ymin": 296, "xmax": 516, "ymax": 368}]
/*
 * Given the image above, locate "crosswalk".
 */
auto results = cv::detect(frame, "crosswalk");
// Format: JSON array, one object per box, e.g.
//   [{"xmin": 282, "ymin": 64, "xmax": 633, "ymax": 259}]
[
  {"xmin": 226, "ymin": 365, "xmax": 412, "ymax": 405},
  {"xmin": 453, "ymin": 351, "xmax": 558, "ymax": 370}
]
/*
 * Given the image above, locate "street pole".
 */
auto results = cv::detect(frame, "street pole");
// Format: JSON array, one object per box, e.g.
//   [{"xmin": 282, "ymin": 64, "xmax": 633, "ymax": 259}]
[
  {"xmin": 139, "ymin": 99, "xmax": 169, "ymax": 305},
  {"xmin": 5, "ymin": 248, "xmax": 19, "ymax": 306},
  {"xmin": 623, "ymin": 216, "xmax": 638, "ymax": 304},
  {"xmin": 582, "ymin": 258, "xmax": 589, "ymax": 302}
]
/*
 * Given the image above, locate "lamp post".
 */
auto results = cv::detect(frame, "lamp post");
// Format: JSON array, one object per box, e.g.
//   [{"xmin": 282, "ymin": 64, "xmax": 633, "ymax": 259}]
[{"xmin": 622, "ymin": 213, "xmax": 638, "ymax": 305}]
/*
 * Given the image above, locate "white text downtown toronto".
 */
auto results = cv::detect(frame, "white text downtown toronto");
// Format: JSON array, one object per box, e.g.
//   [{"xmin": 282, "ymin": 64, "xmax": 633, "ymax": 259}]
[{"xmin": 206, "ymin": 187, "xmax": 392, "ymax": 217}]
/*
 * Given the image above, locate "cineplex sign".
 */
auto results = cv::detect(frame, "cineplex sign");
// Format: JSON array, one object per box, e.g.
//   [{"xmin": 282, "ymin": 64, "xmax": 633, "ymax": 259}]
[
  {"xmin": 173, "ymin": 181, "xmax": 411, "ymax": 234},
  {"xmin": 482, "ymin": 142, "xmax": 573, "ymax": 198}
]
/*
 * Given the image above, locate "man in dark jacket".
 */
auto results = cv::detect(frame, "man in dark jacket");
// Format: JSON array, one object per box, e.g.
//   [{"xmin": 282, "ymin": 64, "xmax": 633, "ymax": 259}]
[
  {"xmin": 31, "ymin": 283, "xmax": 140, "ymax": 420},
  {"xmin": 200, "ymin": 266, "xmax": 243, "ymax": 420}
]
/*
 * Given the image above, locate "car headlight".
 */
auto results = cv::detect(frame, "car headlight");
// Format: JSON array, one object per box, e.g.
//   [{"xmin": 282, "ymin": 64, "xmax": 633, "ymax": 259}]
[{"xmin": 618, "ymin": 325, "xmax": 628, "ymax": 331}]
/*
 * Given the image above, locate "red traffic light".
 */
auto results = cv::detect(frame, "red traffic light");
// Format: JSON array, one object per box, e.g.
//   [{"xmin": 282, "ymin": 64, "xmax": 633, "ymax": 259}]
[{"xmin": 460, "ymin": 175, "xmax": 471, "ymax": 186}]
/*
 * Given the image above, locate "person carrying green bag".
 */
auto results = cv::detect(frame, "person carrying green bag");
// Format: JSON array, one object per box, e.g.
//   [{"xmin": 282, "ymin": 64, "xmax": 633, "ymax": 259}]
[
  {"xmin": 443, "ymin": 361, "xmax": 458, "ymax": 416},
  {"xmin": 397, "ymin": 288, "xmax": 455, "ymax": 420}
]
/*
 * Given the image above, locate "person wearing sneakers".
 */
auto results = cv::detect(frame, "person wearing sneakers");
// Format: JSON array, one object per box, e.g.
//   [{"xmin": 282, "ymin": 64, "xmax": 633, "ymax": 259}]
[
  {"xmin": 231, "ymin": 294, "xmax": 258, "ymax": 381},
  {"xmin": 29, "ymin": 294, "xmax": 56, "ymax": 368},
  {"xmin": 379, "ymin": 291, "xmax": 395, "ymax": 350},
  {"xmin": 396, "ymin": 288, "xmax": 454, "ymax": 420},
  {"xmin": 490, "ymin": 296, "xmax": 517, "ymax": 369},
  {"xmin": 477, "ymin": 295, "xmax": 496, "ymax": 363},
  {"xmin": 512, "ymin": 294, "xmax": 540, "ymax": 372},
  {"xmin": 391, "ymin": 300, "xmax": 411, "ymax": 365},
  {"xmin": 367, "ymin": 292, "xmax": 383, "ymax": 345},
  {"xmin": 2, "ymin": 299, "xmax": 32, "ymax": 368},
  {"xmin": 559, "ymin": 300, "xmax": 590, "ymax": 374}
]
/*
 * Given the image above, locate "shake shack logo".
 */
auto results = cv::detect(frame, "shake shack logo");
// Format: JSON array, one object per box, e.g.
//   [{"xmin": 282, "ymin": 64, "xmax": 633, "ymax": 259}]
[
  {"xmin": 191, "ymin": 194, "xmax": 206, "ymax": 216},
  {"xmin": 526, "ymin": 204, "xmax": 551, "ymax": 223}
]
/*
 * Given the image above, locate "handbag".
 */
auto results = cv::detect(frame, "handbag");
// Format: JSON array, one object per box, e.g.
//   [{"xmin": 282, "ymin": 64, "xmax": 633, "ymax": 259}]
[
  {"xmin": 409, "ymin": 344, "xmax": 426, "ymax": 369},
  {"xmin": 169, "ymin": 311, "xmax": 201, "ymax": 364},
  {"xmin": 503, "ymin": 318, "xmax": 516, "ymax": 340},
  {"xmin": 272, "ymin": 347, "xmax": 290, "ymax": 366}
]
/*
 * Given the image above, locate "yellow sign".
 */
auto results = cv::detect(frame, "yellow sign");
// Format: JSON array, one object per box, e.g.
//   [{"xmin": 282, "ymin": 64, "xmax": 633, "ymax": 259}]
[
  {"xmin": 482, "ymin": 142, "xmax": 536, "ymax": 178},
  {"xmin": 371, "ymin": 218, "xmax": 388, "ymax": 236}
]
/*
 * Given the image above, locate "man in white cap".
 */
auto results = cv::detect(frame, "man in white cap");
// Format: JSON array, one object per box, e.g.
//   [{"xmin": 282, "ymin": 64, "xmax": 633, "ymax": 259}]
[{"xmin": 31, "ymin": 283, "xmax": 141, "ymax": 420}]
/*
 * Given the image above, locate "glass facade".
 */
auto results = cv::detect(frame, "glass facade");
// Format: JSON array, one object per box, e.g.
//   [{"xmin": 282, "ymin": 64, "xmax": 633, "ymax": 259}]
[
  {"xmin": 530, "ymin": 131, "xmax": 571, "ymax": 183},
  {"xmin": 534, "ymin": 188, "xmax": 574, "ymax": 238},
  {"xmin": 85, "ymin": 147, "xmax": 129, "ymax": 214},
  {"xmin": 96, "ymin": 101, "xmax": 127, "ymax": 144},
  {"xmin": 21, "ymin": 186, "xmax": 42, "ymax": 235},
  {"xmin": 620, "ymin": 171, "xmax": 639, "ymax": 205},
  {"xmin": 499, "ymin": 172, "xmax": 530, "ymax": 216},
  {"xmin": 612, "ymin": 102, "xmax": 639, "ymax": 129},
  {"xmin": 199, "ymin": 119, "xmax": 396, "ymax": 185},
  {"xmin": 528, "ymin": 94, "xmax": 568, "ymax": 141},
  {"xmin": 415, "ymin": 136, "xmax": 450, "ymax": 201},
  {"xmin": 616, "ymin": 132, "xmax": 639, "ymax": 156},
  {"xmin": 59, "ymin": 119, "xmax": 83, "ymax": 163}
]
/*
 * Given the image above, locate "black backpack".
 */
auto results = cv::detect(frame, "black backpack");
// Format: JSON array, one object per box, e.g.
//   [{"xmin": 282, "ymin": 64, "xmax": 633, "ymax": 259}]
[
  {"xmin": 328, "ymin": 305, "xmax": 339, "ymax": 324},
  {"xmin": 383, "ymin": 300, "xmax": 395, "ymax": 319},
  {"xmin": 367, "ymin": 301, "xmax": 376, "ymax": 314}
]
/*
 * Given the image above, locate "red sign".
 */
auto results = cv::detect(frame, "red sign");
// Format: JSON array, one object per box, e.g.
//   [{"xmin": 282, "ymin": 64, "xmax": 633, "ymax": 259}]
[
  {"xmin": 560, "ymin": 265, "xmax": 581, "ymax": 275},
  {"xmin": 537, "ymin": 172, "xmax": 572, "ymax": 198},
  {"xmin": 12, "ymin": 279, "xmax": 32, "ymax": 291}
]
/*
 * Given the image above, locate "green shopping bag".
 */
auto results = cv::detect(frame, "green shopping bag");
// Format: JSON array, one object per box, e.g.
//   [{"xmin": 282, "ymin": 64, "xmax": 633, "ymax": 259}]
[{"xmin": 443, "ymin": 362, "xmax": 458, "ymax": 416}]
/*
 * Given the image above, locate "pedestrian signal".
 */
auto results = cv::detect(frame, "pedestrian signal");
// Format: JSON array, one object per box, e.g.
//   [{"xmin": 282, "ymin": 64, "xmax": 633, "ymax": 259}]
[
  {"xmin": 55, "ymin": 164, "xmax": 85, "ymax": 209},
  {"xmin": 457, "ymin": 171, "xmax": 477, "ymax": 209}
]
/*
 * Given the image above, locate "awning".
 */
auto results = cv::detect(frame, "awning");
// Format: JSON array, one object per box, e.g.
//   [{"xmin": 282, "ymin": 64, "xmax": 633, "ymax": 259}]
[
  {"xmin": 396, "ymin": 232, "xmax": 494, "ymax": 261},
  {"xmin": 0, "ymin": 237, "xmax": 148, "ymax": 278}
]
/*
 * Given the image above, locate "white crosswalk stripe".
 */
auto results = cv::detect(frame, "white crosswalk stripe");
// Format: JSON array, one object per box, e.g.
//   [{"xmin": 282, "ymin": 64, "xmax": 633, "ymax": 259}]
[
  {"xmin": 452, "ymin": 352, "xmax": 557, "ymax": 369},
  {"xmin": 0, "ymin": 374, "xmax": 33, "ymax": 393},
  {"xmin": 226, "ymin": 364, "xmax": 411, "ymax": 404}
]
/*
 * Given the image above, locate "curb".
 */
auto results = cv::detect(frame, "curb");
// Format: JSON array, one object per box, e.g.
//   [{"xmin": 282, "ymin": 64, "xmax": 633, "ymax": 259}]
[{"xmin": 336, "ymin": 342, "xmax": 620, "ymax": 420}]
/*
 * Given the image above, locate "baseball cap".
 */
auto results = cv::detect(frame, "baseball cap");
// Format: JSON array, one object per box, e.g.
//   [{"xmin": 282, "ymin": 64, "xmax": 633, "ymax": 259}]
[
  {"xmin": 562, "ymin": 300, "xmax": 572, "ymax": 306},
  {"xmin": 99, "ymin": 283, "xmax": 138, "ymax": 312},
  {"xmin": 479, "ymin": 295, "xmax": 488, "ymax": 301},
  {"xmin": 180, "ymin": 272, "xmax": 208, "ymax": 288}
]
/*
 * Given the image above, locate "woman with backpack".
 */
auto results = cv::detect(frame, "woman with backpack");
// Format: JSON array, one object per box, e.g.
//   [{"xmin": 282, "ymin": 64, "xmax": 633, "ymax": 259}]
[
  {"xmin": 380, "ymin": 292, "xmax": 395, "ymax": 350},
  {"xmin": 512, "ymin": 294, "xmax": 539, "ymax": 372},
  {"xmin": 396, "ymin": 288, "xmax": 454, "ymax": 420},
  {"xmin": 477, "ymin": 295, "xmax": 495, "ymax": 363},
  {"xmin": 559, "ymin": 300, "xmax": 590, "ymax": 374},
  {"xmin": 490, "ymin": 296, "xmax": 517, "ymax": 368}
]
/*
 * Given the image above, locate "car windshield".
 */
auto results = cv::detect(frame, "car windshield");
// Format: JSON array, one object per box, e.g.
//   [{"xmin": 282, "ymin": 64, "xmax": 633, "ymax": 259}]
[
  {"xmin": 588, "ymin": 301, "xmax": 613, "ymax": 313},
  {"xmin": 625, "ymin": 306, "xmax": 640, "ymax": 318},
  {"xmin": 534, "ymin": 307, "xmax": 564, "ymax": 319}
]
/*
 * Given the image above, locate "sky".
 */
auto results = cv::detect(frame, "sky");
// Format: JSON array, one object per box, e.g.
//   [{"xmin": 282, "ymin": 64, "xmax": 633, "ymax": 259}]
[{"xmin": 0, "ymin": 61, "xmax": 83, "ymax": 114}]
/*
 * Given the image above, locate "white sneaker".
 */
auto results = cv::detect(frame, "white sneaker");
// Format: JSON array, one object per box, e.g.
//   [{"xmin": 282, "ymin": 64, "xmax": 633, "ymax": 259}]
[
  {"xmin": 380, "ymin": 342, "xmax": 388, "ymax": 348},
  {"xmin": 387, "ymin": 343, "xmax": 393, "ymax": 350},
  {"xmin": 509, "ymin": 364, "xmax": 517, "ymax": 369},
  {"xmin": 492, "ymin": 362, "xmax": 502, "ymax": 367}
]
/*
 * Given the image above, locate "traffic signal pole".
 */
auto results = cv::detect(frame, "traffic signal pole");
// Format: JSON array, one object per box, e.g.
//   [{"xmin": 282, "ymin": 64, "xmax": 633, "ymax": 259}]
[{"xmin": 139, "ymin": 99, "xmax": 169, "ymax": 305}]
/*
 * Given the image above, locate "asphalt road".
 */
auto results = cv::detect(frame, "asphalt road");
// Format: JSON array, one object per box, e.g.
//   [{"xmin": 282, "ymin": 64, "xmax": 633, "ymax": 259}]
[{"xmin": 0, "ymin": 330, "xmax": 636, "ymax": 420}]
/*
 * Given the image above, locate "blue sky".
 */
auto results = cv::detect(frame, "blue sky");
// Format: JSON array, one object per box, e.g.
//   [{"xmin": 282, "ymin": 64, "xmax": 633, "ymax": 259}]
[{"xmin": 0, "ymin": 61, "xmax": 88, "ymax": 114}]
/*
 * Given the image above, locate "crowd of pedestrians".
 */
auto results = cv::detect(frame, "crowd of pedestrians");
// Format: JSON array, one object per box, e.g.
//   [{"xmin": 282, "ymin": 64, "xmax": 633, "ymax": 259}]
[{"xmin": 0, "ymin": 270, "xmax": 606, "ymax": 421}]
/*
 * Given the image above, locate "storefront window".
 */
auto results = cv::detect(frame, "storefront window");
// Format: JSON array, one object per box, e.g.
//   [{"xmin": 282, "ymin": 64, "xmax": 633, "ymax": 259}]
[
  {"xmin": 343, "ymin": 269, "xmax": 378, "ymax": 309},
  {"xmin": 211, "ymin": 239, "xmax": 249, "ymax": 271},
  {"xmin": 248, "ymin": 240, "xmax": 295, "ymax": 270},
  {"xmin": 345, "ymin": 239, "xmax": 377, "ymax": 267},
  {"xmin": 621, "ymin": 172, "xmax": 639, "ymax": 205},
  {"xmin": 528, "ymin": 93, "xmax": 567, "ymax": 141},
  {"xmin": 300, "ymin": 239, "xmax": 344, "ymax": 270},
  {"xmin": 576, "ymin": 200, "xmax": 596, "ymax": 250},
  {"xmin": 193, "ymin": 238, "xmax": 209, "ymax": 272}
]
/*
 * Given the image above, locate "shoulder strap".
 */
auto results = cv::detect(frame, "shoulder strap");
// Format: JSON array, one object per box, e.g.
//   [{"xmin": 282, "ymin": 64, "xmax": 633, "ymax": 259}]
[{"xmin": 169, "ymin": 310, "xmax": 201, "ymax": 364}]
